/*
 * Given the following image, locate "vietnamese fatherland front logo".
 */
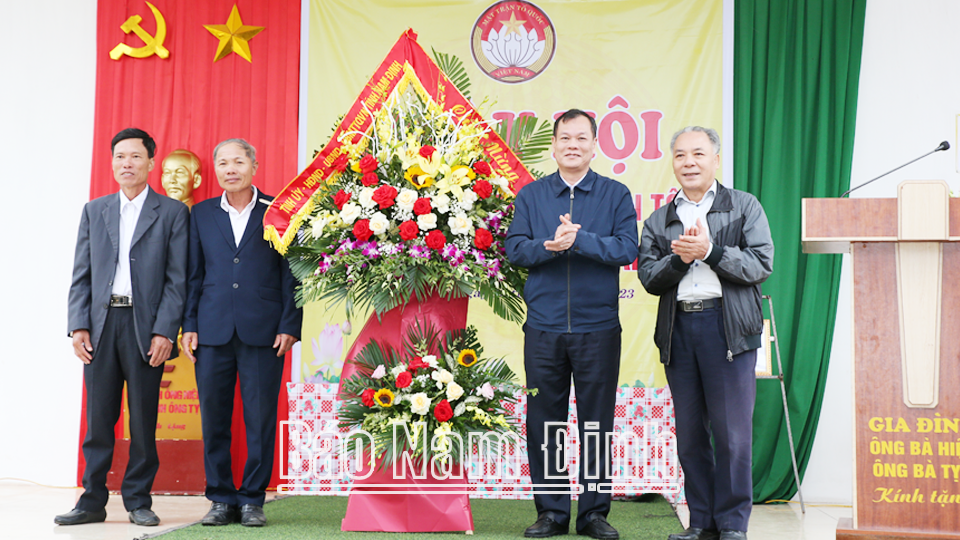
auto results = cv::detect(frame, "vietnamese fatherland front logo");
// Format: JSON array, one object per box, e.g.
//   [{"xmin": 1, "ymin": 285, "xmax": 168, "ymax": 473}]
[{"xmin": 471, "ymin": 1, "xmax": 556, "ymax": 84}]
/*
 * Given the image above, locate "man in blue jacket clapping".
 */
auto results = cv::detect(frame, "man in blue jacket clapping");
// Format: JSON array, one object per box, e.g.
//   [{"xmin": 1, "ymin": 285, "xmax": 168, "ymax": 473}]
[{"xmin": 506, "ymin": 109, "xmax": 638, "ymax": 540}]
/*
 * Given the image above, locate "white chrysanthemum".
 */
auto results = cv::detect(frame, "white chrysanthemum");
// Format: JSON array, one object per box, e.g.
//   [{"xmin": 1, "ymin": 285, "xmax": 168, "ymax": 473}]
[
  {"xmin": 433, "ymin": 193, "xmax": 451, "ymax": 214},
  {"xmin": 339, "ymin": 202, "xmax": 361, "ymax": 225},
  {"xmin": 490, "ymin": 176, "xmax": 510, "ymax": 189},
  {"xmin": 396, "ymin": 189, "xmax": 418, "ymax": 212},
  {"xmin": 408, "ymin": 392, "xmax": 431, "ymax": 416},
  {"xmin": 431, "ymin": 368, "xmax": 454, "ymax": 385},
  {"xmin": 390, "ymin": 364, "xmax": 407, "ymax": 378},
  {"xmin": 458, "ymin": 189, "xmax": 478, "ymax": 211},
  {"xmin": 369, "ymin": 212, "xmax": 389, "ymax": 236},
  {"xmin": 358, "ymin": 187, "xmax": 377, "ymax": 209},
  {"xmin": 446, "ymin": 381, "xmax": 464, "ymax": 401},
  {"xmin": 422, "ymin": 355, "xmax": 438, "ymax": 368},
  {"xmin": 448, "ymin": 213, "xmax": 474, "ymax": 236},
  {"xmin": 417, "ymin": 213, "xmax": 438, "ymax": 231}
]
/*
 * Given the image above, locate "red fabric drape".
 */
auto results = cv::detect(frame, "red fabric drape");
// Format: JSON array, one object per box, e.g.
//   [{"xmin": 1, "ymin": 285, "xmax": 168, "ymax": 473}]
[{"xmin": 78, "ymin": 0, "xmax": 300, "ymax": 492}]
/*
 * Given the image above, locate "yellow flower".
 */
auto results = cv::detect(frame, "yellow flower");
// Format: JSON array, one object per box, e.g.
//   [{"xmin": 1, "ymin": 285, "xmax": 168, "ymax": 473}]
[
  {"xmin": 374, "ymin": 388, "xmax": 395, "ymax": 408},
  {"xmin": 399, "ymin": 142, "xmax": 420, "ymax": 169},
  {"xmin": 435, "ymin": 166, "xmax": 474, "ymax": 201},
  {"xmin": 457, "ymin": 349, "xmax": 479, "ymax": 367},
  {"xmin": 417, "ymin": 150, "xmax": 444, "ymax": 177},
  {"xmin": 405, "ymin": 165, "xmax": 435, "ymax": 190}
]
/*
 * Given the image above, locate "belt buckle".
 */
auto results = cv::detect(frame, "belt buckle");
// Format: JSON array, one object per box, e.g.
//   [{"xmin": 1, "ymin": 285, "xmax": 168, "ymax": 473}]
[
  {"xmin": 110, "ymin": 294, "xmax": 132, "ymax": 307},
  {"xmin": 687, "ymin": 300, "xmax": 703, "ymax": 312}
]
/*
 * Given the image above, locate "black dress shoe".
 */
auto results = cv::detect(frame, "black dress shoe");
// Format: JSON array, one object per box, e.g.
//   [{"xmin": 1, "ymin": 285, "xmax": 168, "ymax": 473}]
[
  {"xmin": 524, "ymin": 512, "xmax": 568, "ymax": 538},
  {"xmin": 668, "ymin": 527, "xmax": 720, "ymax": 540},
  {"xmin": 128, "ymin": 507, "xmax": 160, "ymax": 526},
  {"xmin": 240, "ymin": 504, "xmax": 266, "ymax": 527},
  {"xmin": 578, "ymin": 514, "xmax": 619, "ymax": 539},
  {"xmin": 719, "ymin": 531, "xmax": 746, "ymax": 540},
  {"xmin": 202, "ymin": 502, "xmax": 238, "ymax": 526},
  {"xmin": 54, "ymin": 507, "xmax": 107, "ymax": 525}
]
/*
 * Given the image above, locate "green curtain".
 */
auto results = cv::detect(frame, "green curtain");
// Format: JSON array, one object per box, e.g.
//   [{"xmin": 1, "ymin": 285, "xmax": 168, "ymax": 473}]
[{"xmin": 734, "ymin": 0, "xmax": 866, "ymax": 502}]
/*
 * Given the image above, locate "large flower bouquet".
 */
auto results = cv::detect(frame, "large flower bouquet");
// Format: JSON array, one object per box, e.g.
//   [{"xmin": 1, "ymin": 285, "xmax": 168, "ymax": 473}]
[
  {"xmin": 284, "ymin": 87, "xmax": 529, "ymax": 322},
  {"xmin": 337, "ymin": 324, "xmax": 533, "ymax": 466}
]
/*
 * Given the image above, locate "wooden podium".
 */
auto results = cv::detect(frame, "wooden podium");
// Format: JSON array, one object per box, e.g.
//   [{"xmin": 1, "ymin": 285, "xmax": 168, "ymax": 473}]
[{"xmin": 803, "ymin": 181, "xmax": 960, "ymax": 540}]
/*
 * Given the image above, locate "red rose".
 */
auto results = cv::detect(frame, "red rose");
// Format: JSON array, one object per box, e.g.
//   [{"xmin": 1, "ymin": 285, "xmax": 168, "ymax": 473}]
[
  {"xmin": 474, "ymin": 229, "xmax": 493, "ymax": 251},
  {"xmin": 434, "ymin": 399, "xmax": 454, "ymax": 423},
  {"xmin": 472, "ymin": 161, "xmax": 492, "ymax": 176},
  {"xmin": 399, "ymin": 220, "xmax": 419, "ymax": 241},
  {"xmin": 361, "ymin": 388, "xmax": 376, "ymax": 407},
  {"xmin": 332, "ymin": 154, "xmax": 350, "ymax": 172},
  {"xmin": 425, "ymin": 230, "xmax": 446, "ymax": 250},
  {"xmin": 473, "ymin": 179, "xmax": 493, "ymax": 199},
  {"xmin": 395, "ymin": 371, "xmax": 412, "ymax": 389},
  {"xmin": 413, "ymin": 197, "xmax": 432, "ymax": 216},
  {"xmin": 361, "ymin": 172, "xmax": 379, "ymax": 187},
  {"xmin": 408, "ymin": 356, "xmax": 428, "ymax": 371},
  {"xmin": 333, "ymin": 189, "xmax": 352, "ymax": 210},
  {"xmin": 358, "ymin": 154, "xmax": 379, "ymax": 174},
  {"xmin": 419, "ymin": 145, "xmax": 437, "ymax": 159},
  {"xmin": 353, "ymin": 219, "xmax": 373, "ymax": 242},
  {"xmin": 372, "ymin": 185, "xmax": 398, "ymax": 209}
]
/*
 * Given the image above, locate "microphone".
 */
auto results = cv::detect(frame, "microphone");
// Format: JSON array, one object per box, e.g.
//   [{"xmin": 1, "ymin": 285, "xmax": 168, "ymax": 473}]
[{"xmin": 841, "ymin": 141, "xmax": 951, "ymax": 197}]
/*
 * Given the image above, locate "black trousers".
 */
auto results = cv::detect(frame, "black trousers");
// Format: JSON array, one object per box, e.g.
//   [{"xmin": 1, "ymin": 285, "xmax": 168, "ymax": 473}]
[
  {"xmin": 524, "ymin": 324, "xmax": 621, "ymax": 532},
  {"xmin": 195, "ymin": 332, "xmax": 284, "ymax": 507},
  {"xmin": 78, "ymin": 306, "xmax": 164, "ymax": 512},
  {"xmin": 665, "ymin": 306, "xmax": 756, "ymax": 532}
]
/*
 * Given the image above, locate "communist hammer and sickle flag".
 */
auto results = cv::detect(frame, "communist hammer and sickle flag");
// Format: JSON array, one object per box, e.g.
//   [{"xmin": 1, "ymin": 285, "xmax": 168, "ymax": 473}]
[
  {"xmin": 263, "ymin": 29, "xmax": 534, "ymax": 254},
  {"xmin": 109, "ymin": 1, "xmax": 169, "ymax": 60}
]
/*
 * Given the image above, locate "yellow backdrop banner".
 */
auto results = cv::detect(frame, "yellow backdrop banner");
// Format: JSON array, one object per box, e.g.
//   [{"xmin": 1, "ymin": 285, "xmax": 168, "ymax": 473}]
[{"xmin": 297, "ymin": 0, "xmax": 723, "ymax": 389}]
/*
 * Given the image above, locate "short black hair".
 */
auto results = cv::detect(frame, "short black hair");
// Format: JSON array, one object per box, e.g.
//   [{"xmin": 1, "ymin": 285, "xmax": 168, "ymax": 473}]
[
  {"xmin": 111, "ymin": 128, "xmax": 156, "ymax": 158},
  {"xmin": 553, "ymin": 109, "xmax": 597, "ymax": 138}
]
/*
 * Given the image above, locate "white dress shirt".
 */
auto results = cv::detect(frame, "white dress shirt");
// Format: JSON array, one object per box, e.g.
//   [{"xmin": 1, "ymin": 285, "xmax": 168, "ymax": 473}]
[
  {"xmin": 112, "ymin": 187, "xmax": 149, "ymax": 297},
  {"xmin": 561, "ymin": 171, "xmax": 587, "ymax": 190},
  {"xmin": 675, "ymin": 180, "xmax": 723, "ymax": 301},
  {"xmin": 220, "ymin": 186, "xmax": 258, "ymax": 247}
]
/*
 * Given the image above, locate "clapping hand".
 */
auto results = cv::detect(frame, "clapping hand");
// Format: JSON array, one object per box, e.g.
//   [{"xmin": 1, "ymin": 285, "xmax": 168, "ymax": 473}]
[
  {"xmin": 544, "ymin": 214, "xmax": 580, "ymax": 252},
  {"xmin": 671, "ymin": 218, "xmax": 711, "ymax": 264}
]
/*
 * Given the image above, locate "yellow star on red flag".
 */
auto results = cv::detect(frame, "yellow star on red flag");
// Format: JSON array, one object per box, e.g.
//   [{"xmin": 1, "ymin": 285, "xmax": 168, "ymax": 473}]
[{"xmin": 204, "ymin": 5, "xmax": 264, "ymax": 63}]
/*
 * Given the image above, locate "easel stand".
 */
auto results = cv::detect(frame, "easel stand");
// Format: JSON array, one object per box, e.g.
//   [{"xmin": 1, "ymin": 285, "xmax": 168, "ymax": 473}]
[{"xmin": 758, "ymin": 294, "xmax": 805, "ymax": 513}]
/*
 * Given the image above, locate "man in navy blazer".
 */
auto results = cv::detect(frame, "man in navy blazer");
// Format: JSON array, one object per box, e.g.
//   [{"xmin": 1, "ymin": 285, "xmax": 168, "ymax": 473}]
[
  {"xmin": 181, "ymin": 138, "xmax": 302, "ymax": 527},
  {"xmin": 61, "ymin": 128, "xmax": 189, "ymax": 527}
]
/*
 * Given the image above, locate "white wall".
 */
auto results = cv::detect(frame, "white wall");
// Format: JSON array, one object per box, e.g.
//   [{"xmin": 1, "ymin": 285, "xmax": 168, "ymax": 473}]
[
  {"xmin": 0, "ymin": 1, "xmax": 97, "ymax": 485},
  {"xmin": 799, "ymin": 0, "xmax": 960, "ymax": 504}
]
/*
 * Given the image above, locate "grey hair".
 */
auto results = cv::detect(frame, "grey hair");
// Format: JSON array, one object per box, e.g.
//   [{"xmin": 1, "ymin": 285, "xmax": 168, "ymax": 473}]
[
  {"xmin": 670, "ymin": 126, "xmax": 721, "ymax": 154},
  {"xmin": 213, "ymin": 138, "xmax": 257, "ymax": 162}
]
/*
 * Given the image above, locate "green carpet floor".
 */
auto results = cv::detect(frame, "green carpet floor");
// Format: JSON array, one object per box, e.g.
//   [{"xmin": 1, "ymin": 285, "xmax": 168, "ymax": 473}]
[{"xmin": 152, "ymin": 494, "xmax": 682, "ymax": 539}]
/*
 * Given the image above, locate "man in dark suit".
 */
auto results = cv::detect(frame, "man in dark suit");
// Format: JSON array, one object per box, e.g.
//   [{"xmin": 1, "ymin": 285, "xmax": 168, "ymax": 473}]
[
  {"xmin": 182, "ymin": 138, "xmax": 301, "ymax": 527},
  {"xmin": 60, "ymin": 128, "xmax": 189, "ymax": 526}
]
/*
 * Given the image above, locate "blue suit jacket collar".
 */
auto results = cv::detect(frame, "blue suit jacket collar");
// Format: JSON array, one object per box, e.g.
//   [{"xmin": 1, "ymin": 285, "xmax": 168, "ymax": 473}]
[
  {"xmin": 213, "ymin": 189, "xmax": 273, "ymax": 253},
  {"xmin": 549, "ymin": 169, "xmax": 598, "ymax": 197}
]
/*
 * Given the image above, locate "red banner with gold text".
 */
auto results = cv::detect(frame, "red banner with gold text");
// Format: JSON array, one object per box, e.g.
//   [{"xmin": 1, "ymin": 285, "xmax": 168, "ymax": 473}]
[{"xmin": 81, "ymin": 0, "xmax": 299, "ymax": 493}]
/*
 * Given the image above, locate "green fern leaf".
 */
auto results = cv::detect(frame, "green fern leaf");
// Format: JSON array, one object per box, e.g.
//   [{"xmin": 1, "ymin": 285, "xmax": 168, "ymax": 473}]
[{"xmin": 432, "ymin": 47, "xmax": 472, "ymax": 101}]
